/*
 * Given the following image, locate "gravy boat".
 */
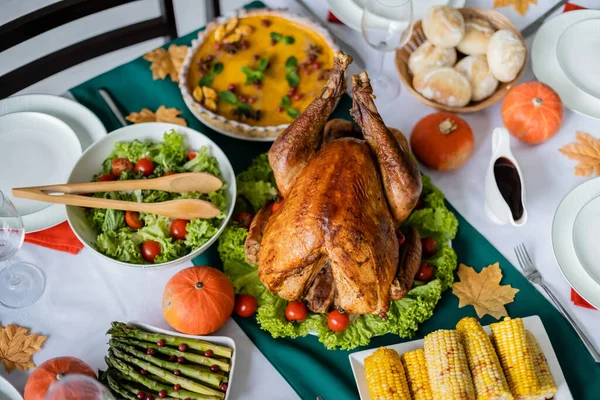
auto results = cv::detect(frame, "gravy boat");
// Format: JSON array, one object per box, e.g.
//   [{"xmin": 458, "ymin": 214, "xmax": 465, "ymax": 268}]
[{"xmin": 484, "ymin": 127, "xmax": 528, "ymax": 226}]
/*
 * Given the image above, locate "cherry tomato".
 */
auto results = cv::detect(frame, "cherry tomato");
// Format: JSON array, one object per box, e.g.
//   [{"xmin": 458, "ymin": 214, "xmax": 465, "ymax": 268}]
[
  {"xmin": 135, "ymin": 158, "xmax": 155, "ymax": 176},
  {"xmin": 235, "ymin": 294, "xmax": 259, "ymax": 318},
  {"xmin": 187, "ymin": 150, "xmax": 197, "ymax": 160},
  {"xmin": 416, "ymin": 262, "xmax": 435, "ymax": 281},
  {"xmin": 164, "ymin": 171, "xmax": 177, "ymax": 176},
  {"xmin": 395, "ymin": 229, "xmax": 405, "ymax": 246},
  {"xmin": 327, "ymin": 309, "xmax": 349, "ymax": 332},
  {"xmin": 272, "ymin": 202, "xmax": 283, "ymax": 213},
  {"xmin": 421, "ymin": 237, "xmax": 437, "ymax": 256},
  {"xmin": 233, "ymin": 212, "xmax": 253, "ymax": 229},
  {"xmin": 285, "ymin": 301, "xmax": 307, "ymax": 322},
  {"xmin": 125, "ymin": 211, "xmax": 143, "ymax": 229},
  {"xmin": 98, "ymin": 173, "xmax": 116, "ymax": 182},
  {"xmin": 111, "ymin": 158, "xmax": 133, "ymax": 176},
  {"xmin": 170, "ymin": 219, "xmax": 189, "ymax": 240},
  {"xmin": 141, "ymin": 240, "xmax": 161, "ymax": 263}
]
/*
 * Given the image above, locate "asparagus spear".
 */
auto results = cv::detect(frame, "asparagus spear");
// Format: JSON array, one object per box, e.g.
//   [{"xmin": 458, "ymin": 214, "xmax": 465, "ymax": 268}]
[
  {"xmin": 109, "ymin": 348, "xmax": 224, "ymax": 399},
  {"xmin": 106, "ymin": 369, "xmax": 182, "ymax": 400},
  {"xmin": 110, "ymin": 339, "xmax": 226, "ymax": 387},
  {"xmin": 105, "ymin": 357, "xmax": 222, "ymax": 400},
  {"xmin": 112, "ymin": 337, "xmax": 230, "ymax": 372},
  {"xmin": 108, "ymin": 322, "xmax": 232, "ymax": 358},
  {"xmin": 104, "ymin": 369, "xmax": 140, "ymax": 400}
]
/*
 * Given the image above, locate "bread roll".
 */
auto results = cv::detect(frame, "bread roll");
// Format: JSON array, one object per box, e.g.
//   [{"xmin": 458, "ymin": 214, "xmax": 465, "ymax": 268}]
[
  {"xmin": 408, "ymin": 41, "xmax": 457, "ymax": 75},
  {"xmin": 455, "ymin": 55, "xmax": 499, "ymax": 101},
  {"xmin": 413, "ymin": 67, "xmax": 472, "ymax": 107},
  {"xmin": 422, "ymin": 6, "xmax": 465, "ymax": 48},
  {"xmin": 486, "ymin": 29, "xmax": 526, "ymax": 82},
  {"xmin": 457, "ymin": 16, "xmax": 495, "ymax": 55}
]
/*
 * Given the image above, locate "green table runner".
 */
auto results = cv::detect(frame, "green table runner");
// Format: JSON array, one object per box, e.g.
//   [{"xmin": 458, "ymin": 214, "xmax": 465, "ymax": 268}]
[{"xmin": 70, "ymin": 2, "xmax": 600, "ymax": 398}]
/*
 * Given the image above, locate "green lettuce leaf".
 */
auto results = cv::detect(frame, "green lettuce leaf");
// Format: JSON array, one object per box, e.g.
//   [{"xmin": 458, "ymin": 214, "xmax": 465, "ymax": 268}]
[
  {"xmin": 185, "ymin": 219, "xmax": 219, "ymax": 248},
  {"xmin": 96, "ymin": 229, "xmax": 144, "ymax": 263},
  {"xmin": 184, "ymin": 147, "xmax": 221, "ymax": 176},
  {"xmin": 236, "ymin": 153, "xmax": 278, "ymax": 211},
  {"xmin": 101, "ymin": 209, "xmax": 125, "ymax": 233}
]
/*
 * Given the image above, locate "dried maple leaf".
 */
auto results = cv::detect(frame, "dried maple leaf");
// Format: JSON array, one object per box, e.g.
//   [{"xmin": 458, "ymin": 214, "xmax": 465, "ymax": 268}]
[
  {"xmin": 143, "ymin": 44, "xmax": 189, "ymax": 82},
  {"xmin": 494, "ymin": 0, "xmax": 536, "ymax": 16},
  {"xmin": 452, "ymin": 263, "xmax": 519, "ymax": 319},
  {"xmin": 559, "ymin": 131, "xmax": 600, "ymax": 177},
  {"xmin": 0, "ymin": 323, "xmax": 46, "ymax": 373},
  {"xmin": 126, "ymin": 106, "xmax": 187, "ymax": 126}
]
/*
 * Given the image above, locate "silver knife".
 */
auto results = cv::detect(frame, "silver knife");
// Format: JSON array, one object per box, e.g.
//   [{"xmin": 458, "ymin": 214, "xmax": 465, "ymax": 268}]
[
  {"xmin": 293, "ymin": 0, "xmax": 366, "ymax": 71},
  {"xmin": 521, "ymin": 0, "xmax": 570, "ymax": 38},
  {"xmin": 98, "ymin": 88, "xmax": 128, "ymax": 127}
]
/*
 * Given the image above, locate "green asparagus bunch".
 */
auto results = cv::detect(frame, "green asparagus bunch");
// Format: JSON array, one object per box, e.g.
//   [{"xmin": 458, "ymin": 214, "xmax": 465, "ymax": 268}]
[{"xmin": 103, "ymin": 322, "xmax": 232, "ymax": 400}]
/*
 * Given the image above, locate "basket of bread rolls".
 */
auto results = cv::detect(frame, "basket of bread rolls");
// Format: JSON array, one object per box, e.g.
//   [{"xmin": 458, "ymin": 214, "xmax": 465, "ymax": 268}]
[{"xmin": 396, "ymin": 6, "xmax": 526, "ymax": 113}]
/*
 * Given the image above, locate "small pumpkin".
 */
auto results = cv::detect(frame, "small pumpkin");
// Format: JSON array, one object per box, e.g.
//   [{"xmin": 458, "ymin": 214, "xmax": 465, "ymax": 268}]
[
  {"xmin": 410, "ymin": 112, "xmax": 474, "ymax": 171},
  {"xmin": 501, "ymin": 82, "xmax": 564, "ymax": 144},
  {"xmin": 163, "ymin": 266, "xmax": 235, "ymax": 335},
  {"xmin": 24, "ymin": 356, "xmax": 96, "ymax": 400}
]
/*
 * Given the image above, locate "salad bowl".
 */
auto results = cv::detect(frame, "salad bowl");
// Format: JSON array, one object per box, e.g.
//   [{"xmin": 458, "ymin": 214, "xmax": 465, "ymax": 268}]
[{"xmin": 66, "ymin": 122, "xmax": 236, "ymax": 268}]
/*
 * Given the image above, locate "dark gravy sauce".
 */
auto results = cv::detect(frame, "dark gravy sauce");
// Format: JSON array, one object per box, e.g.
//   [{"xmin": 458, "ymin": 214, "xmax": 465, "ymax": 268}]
[{"xmin": 494, "ymin": 157, "xmax": 524, "ymax": 221}]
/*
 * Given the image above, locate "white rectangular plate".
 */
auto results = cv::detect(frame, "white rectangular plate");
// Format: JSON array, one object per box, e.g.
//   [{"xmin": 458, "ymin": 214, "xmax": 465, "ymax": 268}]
[
  {"xmin": 129, "ymin": 321, "xmax": 236, "ymax": 400},
  {"xmin": 349, "ymin": 315, "xmax": 572, "ymax": 400}
]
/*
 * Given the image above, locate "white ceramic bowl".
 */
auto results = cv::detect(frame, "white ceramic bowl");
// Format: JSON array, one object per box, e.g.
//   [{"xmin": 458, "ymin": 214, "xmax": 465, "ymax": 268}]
[{"xmin": 66, "ymin": 122, "xmax": 236, "ymax": 269}]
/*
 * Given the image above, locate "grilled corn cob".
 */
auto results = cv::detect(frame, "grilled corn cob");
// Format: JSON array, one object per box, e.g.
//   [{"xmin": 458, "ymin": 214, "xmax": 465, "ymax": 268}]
[
  {"xmin": 456, "ymin": 317, "xmax": 513, "ymax": 400},
  {"xmin": 526, "ymin": 331, "xmax": 557, "ymax": 400},
  {"xmin": 365, "ymin": 347, "xmax": 411, "ymax": 400},
  {"xmin": 490, "ymin": 318, "xmax": 538, "ymax": 400},
  {"xmin": 424, "ymin": 329, "xmax": 476, "ymax": 400},
  {"xmin": 401, "ymin": 348, "xmax": 433, "ymax": 400}
]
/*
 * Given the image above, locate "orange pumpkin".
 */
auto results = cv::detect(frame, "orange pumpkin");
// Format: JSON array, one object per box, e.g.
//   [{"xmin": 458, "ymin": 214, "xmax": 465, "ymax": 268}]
[
  {"xmin": 410, "ymin": 112, "xmax": 474, "ymax": 171},
  {"xmin": 24, "ymin": 357, "xmax": 96, "ymax": 400},
  {"xmin": 162, "ymin": 266, "xmax": 235, "ymax": 335},
  {"xmin": 501, "ymin": 82, "xmax": 564, "ymax": 144}
]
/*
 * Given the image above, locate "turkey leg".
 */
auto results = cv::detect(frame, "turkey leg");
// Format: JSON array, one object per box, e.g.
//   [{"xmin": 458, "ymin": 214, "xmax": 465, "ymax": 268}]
[
  {"xmin": 350, "ymin": 72, "xmax": 422, "ymax": 225},
  {"xmin": 269, "ymin": 52, "xmax": 352, "ymax": 197}
]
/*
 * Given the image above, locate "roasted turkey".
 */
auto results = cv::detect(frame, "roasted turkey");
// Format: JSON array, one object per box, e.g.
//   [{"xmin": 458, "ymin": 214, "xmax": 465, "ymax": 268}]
[{"xmin": 245, "ymin": 52, "xmax": 423, "ymax": 317}]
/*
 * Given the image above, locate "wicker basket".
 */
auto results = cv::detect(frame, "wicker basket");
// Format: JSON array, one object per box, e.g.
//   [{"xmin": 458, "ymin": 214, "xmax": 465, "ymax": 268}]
[{"xmin": 395, "ymin": 7, "xmax": 526, "ymax": 113}]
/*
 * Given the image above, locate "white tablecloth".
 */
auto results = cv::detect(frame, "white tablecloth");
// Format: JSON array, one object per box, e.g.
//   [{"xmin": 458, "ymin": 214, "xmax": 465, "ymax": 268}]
[{"xmin": 2, "ymin": 1, "xmax": 599, "ymax": 399}]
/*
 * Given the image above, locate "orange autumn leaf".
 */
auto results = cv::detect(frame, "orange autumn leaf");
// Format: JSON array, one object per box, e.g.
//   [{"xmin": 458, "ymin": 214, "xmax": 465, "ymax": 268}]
[
  {"xmin": 559, "ymin": 131, "xmax": 600, "ymax": 177},
  {"xmin": 0, "ymin": 323, "xmax": 47, "ymax": 373},
  {"xmin": 126, "ymin": 106, "xmax": 187, "ymax": 126},
  {"xmin": 143, "ymin": 44, "xmax": 189, "ymax": 82},
  {"xmin": 452, "ymin": 263, "xmax": 519, "ymax": 319},
  {"xmin": 494, "ymin": 0, "xmax": 536, "ymax": 16}
]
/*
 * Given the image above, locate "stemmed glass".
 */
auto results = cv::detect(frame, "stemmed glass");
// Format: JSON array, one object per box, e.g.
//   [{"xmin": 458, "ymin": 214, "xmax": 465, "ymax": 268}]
[
  {"xmin": 0, "ymin": 190, "xmax": 45, "ymax": 308},
  {"xmin": 45, "ymin": 374, "xmax": 115, "ymax": 400},
  {"xmin": 361, "ymin": 0, "xmax": 414, "ymax": 101}
]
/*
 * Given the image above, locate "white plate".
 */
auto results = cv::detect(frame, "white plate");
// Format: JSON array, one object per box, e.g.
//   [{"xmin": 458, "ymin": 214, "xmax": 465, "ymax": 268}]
[
  {"xmin": 349, "ymin": 315, "xmax": 572, "ymax": 400},
  {"xmin": 129, "ymin": 321, "xmax": 236, "ymax": 400},
  {"xmin": 66, "ymin": 122, "xmax": 236, "ymax": 268},
  {"xmin": 557, "ymin": 19, "xmax": 600, "ymax": 99},
  {"xmin": 572, "ymin": 196, "xmax": 600, "ymax": 285},
  {"xmin": 552, "ymin": 178, "xmax": 600, "ymax": 309},
  {"xmin": 0, "ymin": 112, "xmax": 82, "ymax": 233},
  {"xmin": 532, "ymin": 10, "xmax": 600, "ymax": 120},
  {"xmin": 0, "ymin": 94, "xmax": 107, "ymax": 232},
  {"xmin": 0, "ymin": 374, "xmax": 23, "ymax": 400},
  {"xmin": 327, "ymin": 0, "xmax": 466, "ymax": 32}
]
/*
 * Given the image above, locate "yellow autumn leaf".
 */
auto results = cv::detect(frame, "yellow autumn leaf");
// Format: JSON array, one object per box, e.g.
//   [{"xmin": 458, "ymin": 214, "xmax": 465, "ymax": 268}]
[
  {"xmin": 143, "ymin": 44, "xmax": 188, "ymax": 82},
  {"xmin": 493, "ymin": 0, "xmax": 536, "ymax": 16},
  {"xmin": 126, "ymin": 106, "xmax": 187, "ymax": 126},
  {"xmin": 0, "ymin": 323, "xmax": 46, "ymax": 373},
  {"xmin": 559, "ymin": 131, "xmax": 600, "ymax": 177}
]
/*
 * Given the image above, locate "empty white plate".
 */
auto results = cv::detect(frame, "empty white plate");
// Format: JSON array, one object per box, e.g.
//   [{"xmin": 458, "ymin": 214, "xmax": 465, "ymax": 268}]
[
  {"xmin": 557, "ymin": 19, "xmax": 600, "ymax": 99},
  {"xmin": 0, "ymin": 112, "xmax": 82, "ymax": 232},
  {"xmin": 572, "ymin": 196, "xmax": 600, "ymax": 285}
]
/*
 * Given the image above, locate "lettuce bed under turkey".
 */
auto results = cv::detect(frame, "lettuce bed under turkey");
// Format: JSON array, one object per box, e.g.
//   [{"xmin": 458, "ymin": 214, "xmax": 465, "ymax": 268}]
[
  {"xmin": 217, "ymin": 154, "xmax": 458, "ymax": 350},
  {"xmin": 88, "ymin": 131, "xmax": 227, "ymax": 264}
]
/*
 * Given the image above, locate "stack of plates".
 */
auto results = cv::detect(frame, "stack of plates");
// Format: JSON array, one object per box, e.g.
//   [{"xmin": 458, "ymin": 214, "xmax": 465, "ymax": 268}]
[
  {"xmin": 532, "ymin": 10, "xmax": 600, "ymax": 119},
  {"xmin": 0, "ymin": 95, "xmax": 107, "ymax": 233},
  {"xmin": 553, "ymin": 178, "xmax": 600, "ymax": 310}
]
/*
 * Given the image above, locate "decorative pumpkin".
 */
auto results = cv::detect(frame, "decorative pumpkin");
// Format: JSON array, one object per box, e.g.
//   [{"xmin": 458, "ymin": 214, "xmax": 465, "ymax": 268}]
[
  {"xmin": 410, "ymin": 112, "xmax": 474, "ymax": 171},
  {"xmin": 24, "ymin": 356, "xmax": 96, "ymax": 400},
  {"xmin": 162, "ymin": 266, "xmax": 235, "ymax": 335},
  {"xmin": 501, "ymin": 82, "xmax": 564, "ymax": 144}
]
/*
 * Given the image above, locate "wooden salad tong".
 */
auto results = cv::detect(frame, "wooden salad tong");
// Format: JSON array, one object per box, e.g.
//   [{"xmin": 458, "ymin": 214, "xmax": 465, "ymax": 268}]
[{"xmin": 12, "ymin": 172, "xmax": 224, "ymax": 219}]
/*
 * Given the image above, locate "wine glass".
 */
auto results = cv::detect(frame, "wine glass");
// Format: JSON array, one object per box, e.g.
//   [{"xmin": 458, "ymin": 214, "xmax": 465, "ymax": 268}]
[
  {"xmin": 361, "ymin": 0, "xmax": 414, "ymax": 101},
  {"xmin": 45, "ymin": 374, "xmax": 115, "ymax": 400},
  {"xmin": 0, "ymin": 190, "xmax": 45, "ymax": 308}
]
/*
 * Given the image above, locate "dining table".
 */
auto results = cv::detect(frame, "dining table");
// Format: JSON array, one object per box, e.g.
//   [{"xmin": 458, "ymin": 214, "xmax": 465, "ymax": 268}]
[{"xmin": 1, "ymin": 0, "xmax": 600, "ymax": 399}]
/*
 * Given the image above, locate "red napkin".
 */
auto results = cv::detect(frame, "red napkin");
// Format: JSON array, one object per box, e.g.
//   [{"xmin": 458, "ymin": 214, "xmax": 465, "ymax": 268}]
[
  {"xmin": 327, "ymin": 11, "xmax": 343, "ymax": 24},
  {"xmin": 564, "ymin": 2, "xmax": 586, "ymax": 12},
  {"xmin": 570, "ymin": 289, "xmax": 597, "ymax": 310},
  {"xmin": 24, "ymin": 221, "xmax": 84, "ymax": 254}
]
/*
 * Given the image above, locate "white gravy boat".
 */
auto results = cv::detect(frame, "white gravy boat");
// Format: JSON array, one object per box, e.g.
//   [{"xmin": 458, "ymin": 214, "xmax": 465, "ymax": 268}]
[{"xmin": 484, "ymin": 127, "xmax": 528, "ymax": 226}]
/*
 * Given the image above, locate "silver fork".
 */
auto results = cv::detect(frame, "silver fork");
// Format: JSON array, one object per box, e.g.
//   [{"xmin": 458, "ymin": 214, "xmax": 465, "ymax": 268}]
[{"xmin": 514, "ymin": 244, "xmax": 600, "ymax": 362}]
